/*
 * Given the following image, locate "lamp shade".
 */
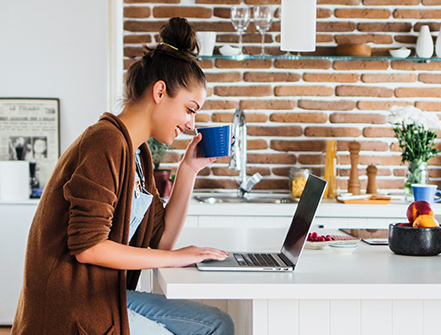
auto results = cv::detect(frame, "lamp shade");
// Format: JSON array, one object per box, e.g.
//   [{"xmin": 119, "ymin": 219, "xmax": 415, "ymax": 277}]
[{"xmin": 281, "ymin": 0, "xmax": 316, "ymax": 52}]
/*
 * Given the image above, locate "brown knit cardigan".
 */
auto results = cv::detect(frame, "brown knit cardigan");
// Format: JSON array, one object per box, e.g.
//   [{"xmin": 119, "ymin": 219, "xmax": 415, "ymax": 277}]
[{"xmin": 11, "ymin": 113, "xmax": 166, "ymax": 335}]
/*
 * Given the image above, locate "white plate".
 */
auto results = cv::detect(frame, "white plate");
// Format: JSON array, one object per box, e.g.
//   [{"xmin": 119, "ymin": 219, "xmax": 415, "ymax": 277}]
[{"xmin": 337, "ymin": 194, "xmax": 370, "ymax": 201}]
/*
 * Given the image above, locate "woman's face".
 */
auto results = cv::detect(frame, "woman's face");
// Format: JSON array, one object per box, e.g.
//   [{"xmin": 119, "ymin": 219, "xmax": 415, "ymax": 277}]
[{"xmin": 152, "ymin": 84, "xmax": 206, "ymax": 145}]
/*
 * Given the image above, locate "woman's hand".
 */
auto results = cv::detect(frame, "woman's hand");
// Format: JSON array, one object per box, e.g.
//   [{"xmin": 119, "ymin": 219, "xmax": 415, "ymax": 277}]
[
  {"xmin": 170, "ymin": 245, "xmax": 229, "ymax": 268},
  {"xmin": 181, "ymin": 133, "xmax": 218, "ymax": 174}
]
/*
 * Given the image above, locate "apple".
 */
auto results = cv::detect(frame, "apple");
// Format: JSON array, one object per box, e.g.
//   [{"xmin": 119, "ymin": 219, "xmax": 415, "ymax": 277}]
[
  {"xmin": 406, "ymin": 200, "xmax": 434, "ymax": 224},
  {"xmin": 413, "ymin": 214, "xmax": 439, "ymax": 228}
]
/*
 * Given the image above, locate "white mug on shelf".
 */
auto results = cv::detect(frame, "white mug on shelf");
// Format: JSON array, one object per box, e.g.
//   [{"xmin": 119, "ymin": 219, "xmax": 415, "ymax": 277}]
[{"xmin": 197, "ymin": 32, "xmax": 216, "ymax": 56}]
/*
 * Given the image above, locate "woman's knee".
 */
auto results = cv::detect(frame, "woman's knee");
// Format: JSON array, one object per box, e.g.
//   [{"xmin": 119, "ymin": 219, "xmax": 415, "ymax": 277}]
[{"xmin": 209, "ymin": 306, "xmax": 235, "ymax": 335}]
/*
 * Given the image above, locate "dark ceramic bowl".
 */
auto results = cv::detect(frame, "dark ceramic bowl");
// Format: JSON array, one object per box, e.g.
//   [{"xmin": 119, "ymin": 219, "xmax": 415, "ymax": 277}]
[{"xmin": 388, "ymin": 223, "xmax": 441, "ymax": 256}]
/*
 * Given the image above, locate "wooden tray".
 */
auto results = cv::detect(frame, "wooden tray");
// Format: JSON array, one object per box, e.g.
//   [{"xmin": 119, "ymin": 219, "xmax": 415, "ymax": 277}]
[{"xmin": 337, "ymin": 196, "xmax": 391, "ymax": 205}]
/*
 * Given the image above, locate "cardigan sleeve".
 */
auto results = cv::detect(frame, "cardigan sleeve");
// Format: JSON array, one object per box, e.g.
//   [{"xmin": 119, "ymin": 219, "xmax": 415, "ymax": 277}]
[{"xmin": 63, "ymin": 127, "xmax": 127, "ymax": 255}]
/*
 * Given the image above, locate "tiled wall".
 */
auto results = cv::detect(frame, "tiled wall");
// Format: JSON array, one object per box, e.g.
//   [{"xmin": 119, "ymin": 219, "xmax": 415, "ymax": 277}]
[{"xmin": 123, "ymin": 0, "xmax": 441, "ymax": 193}]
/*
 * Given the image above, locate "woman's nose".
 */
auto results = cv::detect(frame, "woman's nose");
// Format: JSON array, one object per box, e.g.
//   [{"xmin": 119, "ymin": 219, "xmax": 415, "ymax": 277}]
[{"xmin": 185, "ymin": 114, "xmax": 195, "ymax": 131}]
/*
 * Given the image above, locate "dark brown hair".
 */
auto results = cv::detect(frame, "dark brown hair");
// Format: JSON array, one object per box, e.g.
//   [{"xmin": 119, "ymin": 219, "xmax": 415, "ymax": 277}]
[{"xmin": 123, "ymin": 17, "xmax": 206, "ymax": 105}]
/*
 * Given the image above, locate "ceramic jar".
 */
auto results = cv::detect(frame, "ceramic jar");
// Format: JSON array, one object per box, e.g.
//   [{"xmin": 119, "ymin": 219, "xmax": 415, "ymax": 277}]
[{"xmin": 416, "ymin": 25, "xmax": 434, "ymax": 58}]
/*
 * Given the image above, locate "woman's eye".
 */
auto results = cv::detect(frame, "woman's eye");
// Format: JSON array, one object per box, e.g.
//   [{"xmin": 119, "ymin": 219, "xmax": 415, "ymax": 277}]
[{"xmin": 188, "ymin": 108, "xmax": 196, "ymax": 114}]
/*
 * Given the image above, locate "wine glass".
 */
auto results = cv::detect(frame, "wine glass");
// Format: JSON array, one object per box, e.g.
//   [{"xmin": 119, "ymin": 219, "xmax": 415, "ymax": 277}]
[
  {"xmin": 231, "ymin": 6, "xmax": 251, "ymax": 55},
  {"xmin": 253, "ymin": 6, "xmax": 273, "ymax": 56}
]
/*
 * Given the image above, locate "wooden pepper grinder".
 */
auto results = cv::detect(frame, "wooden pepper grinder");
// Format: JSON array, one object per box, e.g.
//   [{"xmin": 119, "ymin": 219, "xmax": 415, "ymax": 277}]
[
  {"xmin": 366, "ymin": 164, "xmax": 378, "ymax": 195},
  {"xmin": 348, "ymin": 141, "xmax": 361, "ymax": 195}
]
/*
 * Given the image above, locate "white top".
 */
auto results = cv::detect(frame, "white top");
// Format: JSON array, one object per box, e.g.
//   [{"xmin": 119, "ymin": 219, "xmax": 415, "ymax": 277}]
[{"xmin": 155, "ymin": 228, "xmax": 441, "ymax": 300}]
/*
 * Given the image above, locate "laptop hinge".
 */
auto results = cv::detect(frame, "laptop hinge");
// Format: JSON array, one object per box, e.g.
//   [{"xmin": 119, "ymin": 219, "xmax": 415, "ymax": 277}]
[{"xmin": 278, "ymin": 252, "xmax": 295, "ymax": 267}]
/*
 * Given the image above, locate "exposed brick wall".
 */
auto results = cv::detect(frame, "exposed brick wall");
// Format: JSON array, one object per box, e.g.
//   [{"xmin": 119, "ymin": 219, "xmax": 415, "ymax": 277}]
[{"xmin": 123, "ymin": 0, "xmax": 441, "ymax": 193}]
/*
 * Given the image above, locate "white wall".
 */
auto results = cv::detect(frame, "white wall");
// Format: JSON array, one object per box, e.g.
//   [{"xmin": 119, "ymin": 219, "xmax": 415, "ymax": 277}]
[{"xmin": 0, "ymin": 0, "xmax": 111, "ymax": 153}]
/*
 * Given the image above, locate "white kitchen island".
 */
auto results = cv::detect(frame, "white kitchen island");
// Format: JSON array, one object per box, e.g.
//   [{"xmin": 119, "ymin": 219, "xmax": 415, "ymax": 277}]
[{"xmin": 154, "ymin": 227, "xmax": 441, "ymax": 335}]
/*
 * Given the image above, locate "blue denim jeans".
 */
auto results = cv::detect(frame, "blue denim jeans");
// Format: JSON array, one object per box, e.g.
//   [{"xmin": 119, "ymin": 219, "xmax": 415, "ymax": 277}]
[{"xmin": 126, "ymin": 290, "xmax": 235, "ymax": 335}]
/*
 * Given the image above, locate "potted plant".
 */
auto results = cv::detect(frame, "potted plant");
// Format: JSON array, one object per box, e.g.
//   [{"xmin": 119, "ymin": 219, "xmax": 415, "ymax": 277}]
[{"xmin": 147, "ymin": 138, "xmax": 173, "ymax": 198}]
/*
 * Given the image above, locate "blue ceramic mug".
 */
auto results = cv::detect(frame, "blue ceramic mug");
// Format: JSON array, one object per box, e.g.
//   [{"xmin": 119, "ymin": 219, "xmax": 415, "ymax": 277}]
[
  {"xmin": 195, "ymin": 125, "xmax": 233, "ymax": 158},
  {"xmin": 411, "ymin": 184, "xmax": 441, "ymax": 204}
]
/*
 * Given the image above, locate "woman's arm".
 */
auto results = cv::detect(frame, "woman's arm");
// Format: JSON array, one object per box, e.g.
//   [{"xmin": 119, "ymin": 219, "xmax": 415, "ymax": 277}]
[
  {"xmin": 157, "ymin": 134, "xmax": 216, "ymax": 250},
  {"xmin": 75, "ymin": 239, "xmax": 228, "ymax": 270}
]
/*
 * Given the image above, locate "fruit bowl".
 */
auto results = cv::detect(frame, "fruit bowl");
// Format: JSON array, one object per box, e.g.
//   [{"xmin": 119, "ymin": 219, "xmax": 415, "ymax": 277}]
[{"xmin": 388, "ymin": 223, "xmax": 441, "ymax": 256}]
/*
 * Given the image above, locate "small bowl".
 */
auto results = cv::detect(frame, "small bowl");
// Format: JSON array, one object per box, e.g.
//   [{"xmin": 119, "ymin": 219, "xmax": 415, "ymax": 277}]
[
  {"xmin": 329, "ymin": 240, "xmax": 359, "ymax": 254},
  {"xmin": 388, "ymin": 223, "xmax": 441, "ymax": 256},
  {"xmin": 219, "ymin": 45, "xmax": 240, "ymax": 56},
  {"xmin": 389, "ymin": 48, "xmax": 411, "ymax": 58}
]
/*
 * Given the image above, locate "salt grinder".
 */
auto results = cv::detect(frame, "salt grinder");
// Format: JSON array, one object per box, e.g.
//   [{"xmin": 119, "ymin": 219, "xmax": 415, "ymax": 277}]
[
  {"xmin": 366, "ymin": 164, "xmax": 378, "ymax": 194},
  {"xmin": 348, "ymin": 141, "xmax": 361, "ymax": 195}
]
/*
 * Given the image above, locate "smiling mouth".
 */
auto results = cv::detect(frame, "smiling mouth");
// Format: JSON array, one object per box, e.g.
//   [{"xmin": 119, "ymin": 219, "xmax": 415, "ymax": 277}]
[{"xmin": 175, "ymin": 127, "xmax": 182, "ymax": 137}]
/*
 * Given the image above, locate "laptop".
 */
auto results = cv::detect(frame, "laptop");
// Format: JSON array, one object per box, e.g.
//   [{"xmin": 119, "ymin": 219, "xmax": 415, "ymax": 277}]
[{"xmin": 196, "ymin": 174, "xmax": 327, "ymax": 272}]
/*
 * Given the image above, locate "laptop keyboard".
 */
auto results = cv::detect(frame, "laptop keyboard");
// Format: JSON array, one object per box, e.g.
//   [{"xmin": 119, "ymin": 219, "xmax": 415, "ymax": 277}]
[{"xmin": 234, "ymin": 253, "xmax": 281, "ymax": 267}]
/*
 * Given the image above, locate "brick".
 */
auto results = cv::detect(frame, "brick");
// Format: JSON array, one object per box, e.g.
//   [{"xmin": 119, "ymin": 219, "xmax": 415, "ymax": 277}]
[
  {"xmin": 202, "ymin": 100, "xmax": 238, "ymax": 110},
  {"xmin": 333, "ymin": 60, "xmax": 389, "ymax": 71},
  {"xmin": 363, "ymin": 0, "xmax": 418, "ymax": 4},
  {"xmin": 124, "ymin": 7, "xmax": 151, "ymax": 18},
  {"xmin": 334, "ymin": 34, "xmax": 393, "ymax": 44},
  {"xmin": 244, "ymin": 72, "xmax": 301, "ymax": 83},
  {"xmin": 212, "ymin": 112, "xmax": 268, "ymax": 123},
  {"xmin": 336, "ymin": 85, "xmax": 393, "ymax": 97},
  {"xmin": 298, "ymin": 100, "xmax": 356, "ymax": 111},
  {"xmin": 274, "ymin": 59, "xmax": 331, "ymax": 70},
  {"xmin": 197, "ymin": 59, "xmax": 213, "ymax": 69},
  {"xmin": 195, "ymin": 113, "xmax": 210, "ymax": 122},
  {"xmin": 318, "ymin": 0, "xmax": 360, "ymax": 4},
  {"xmin": 215, "ymin": 59, "xmax": 272, "ymax": 69},
  {"xmin": 298, "ymin": 154, "xmax": 322, "ymax": 165},
  {"xmin": 248, "ymin": 126, "xmax": 302, "ymax": 137},
  {"xmin": 363, "ymin": 127, "xmax": 395, "ymax": 137},
  {"xmin": 275, "ymin": 85, "xmax": 333, "ymax": 97},
  {"xmin": 415, "ymin": 101, "xmax": 441, "ymax": 111},
  {"xmin": 394, "ymin": 35, "xmax": 417, "ymax": 44},
  {"xmin": 422, "ymin": 0, "xmax": 441, "ymax": 4},
  {"xmin": 419, "ymin": 73, "xmax": 441, "ymax": 84},
  {"xmin": 162, "ymin": 152, "xmax": 180, "ymax": 164},
  {"xmin": 196, "ymin": 0, "xmax": 241, "ymax": 4},
  {"xmin": 357, "ymin": 101, "xmax": 413, "ymax": 110},
  {"xmin": 361, "ymin": 73, "xmax": 417, "ymax": 83},
  {"xmin": 317, "ymin": 34, "xmax": 334, "ymax": 43},
  {"xmin": 391, "ymin": 61, "xmax": 441, "ymax": 71},
  {"xmin": 124, "ymin": 34, "xmax": 152, "ymax": 44},
  {"xmin": 244, "ymin": 46, "xmax": 284, "ymax": 57},
  {"xmin": 395, "ymin": 10, "xmax": 441, "ymax": 19},
  {"xmin": 211, "ymin": 168, "xmax": 240, "ymax": 176},
  {"xmin": 271, "ymin": 140, "xmax": 327, "ymax": 152},
  {"xmin": 244, "ymin": 0, "xmax": 281, "ymax": 4},
  {"xmin": 335, "ymin": 9, "xmax": 391, "ymax": 19},
  {"xmin": 317, "ymin": 22, "xmax": 356, "ymax": 32},
  {"xmin": 124, "ymin": 20, "xmax": 165, "ymax": 32},
  {"xmin": 171, "ymin": 139, "xmax": 191, "ymax": 150},
  {"xmin": 303, "ymin": 73, "xmax": 359, "ymax": 83},
  {"xmin": 337, "ymin": 140, "xmax": 388, "ymax": 151},
  {"xmin": 214, "ymin": 85, "xmax": 272, "ymax": 97},
  {"xmin": 124, "ymin": 46, "xmax": 143, "ymax": 58},
  {"xmin": 194, "ymin": 179, "xmax": 238, "ymax": 189},
  {"xmin": 395, "ymin": 87, "xmax": 441, "ymax": 98},
  {"xmin": 125, "ymin": 0, "xmax": 178, "ymax": 3},
  {"xmin": 253, "ymin": 179, "xmax": 290, "ymax": 191},
  {"xmin": 272, "ymin": 167, "xmax": 291, "ymax": 177},
  {"xmin": 304, "ymin": 127, "xmax": 362, "ymax": 137},
  {"xmin": 318, "ymin": 8, "xmax": 333, "ymax": 18},
  {"xmin": 205, "ymin": 72, "xmax": 241, "ymax": 83},
  {"xmin": 192, "ymin": 22, "xmax": 236, "ymax": 33},
  {"xmin": 153, "ymin": 6, "xmax": 211, "ymax": 18},
  {"xmin": 358, "ymin": 22, "xmax": 411, "ymax": 32},
  {"xmin": 270, "ymin": 112, "xmax": 328, "ymax": 123},
  {"xmin": 248, "ymin": 153, "xmax": 296, "ymax": 164},
  {"xmin": 248, "ymin": 139, "xmax": 268, "ymax": 150},
  {"xmin": 248, "ymin": 167, "xmax": 271, "ymax": 176},
  {"xmin": 240, "ymin": 100, "xmax": 296, "ymax": 110},
  {"xmin": 358, "ymin": 156, "xmax": 402, "ymax": 166},
  {"xmin": 330, "ymin": 113, "xmax": 386, "ymax": 124}
]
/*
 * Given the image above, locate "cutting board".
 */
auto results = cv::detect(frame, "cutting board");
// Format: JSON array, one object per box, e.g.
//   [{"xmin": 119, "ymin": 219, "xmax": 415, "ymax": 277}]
[{"xmin": 337, "ymin": 196, "xmax": 391, "ymax": 205}]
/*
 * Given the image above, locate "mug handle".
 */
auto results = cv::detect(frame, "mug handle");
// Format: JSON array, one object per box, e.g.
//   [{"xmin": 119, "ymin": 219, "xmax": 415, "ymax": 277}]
[{"xmin": 434, "ymin": 189, "xmax": 441, "ymax": 203}]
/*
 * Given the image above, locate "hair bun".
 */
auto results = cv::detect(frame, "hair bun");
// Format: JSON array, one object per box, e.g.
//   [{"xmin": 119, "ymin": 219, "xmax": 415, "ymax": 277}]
[{"xmin": 159, "ymin": 17, "xmax": 199, "ymax": 56}]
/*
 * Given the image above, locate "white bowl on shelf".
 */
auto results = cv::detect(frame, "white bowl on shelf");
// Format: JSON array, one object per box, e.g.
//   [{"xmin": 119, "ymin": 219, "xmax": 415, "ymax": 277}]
[
  {"xmin": 389, "ymin": 47, "xmax": 411, "ymax": 58},
  {"xmin": 219, "ymin": 45, "xmax": 240, "ymax": 56}
]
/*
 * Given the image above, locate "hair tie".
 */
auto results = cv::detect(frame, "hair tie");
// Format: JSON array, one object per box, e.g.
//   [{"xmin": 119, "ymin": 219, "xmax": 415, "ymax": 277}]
[{"xmin": 161, "ymin": 42, "xmax": 178, "ymax": 51}]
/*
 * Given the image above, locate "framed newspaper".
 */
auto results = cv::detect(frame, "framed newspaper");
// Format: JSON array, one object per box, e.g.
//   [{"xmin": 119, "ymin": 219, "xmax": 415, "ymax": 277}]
[{"xmin": 0, "ymin": 98, "xmax": 60, "ymax": 197}]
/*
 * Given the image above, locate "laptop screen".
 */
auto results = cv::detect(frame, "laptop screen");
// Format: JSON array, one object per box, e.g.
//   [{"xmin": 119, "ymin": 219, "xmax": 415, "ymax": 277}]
[{"xmin": 280, "ymin": 174, "xmax": 327, "ymax": 266}]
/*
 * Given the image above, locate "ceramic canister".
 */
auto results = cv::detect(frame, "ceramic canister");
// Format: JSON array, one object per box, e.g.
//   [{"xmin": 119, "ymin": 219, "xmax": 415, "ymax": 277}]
[{"xmin": 416, "ymin": 25, "xmax": 434, "ymax": 58}]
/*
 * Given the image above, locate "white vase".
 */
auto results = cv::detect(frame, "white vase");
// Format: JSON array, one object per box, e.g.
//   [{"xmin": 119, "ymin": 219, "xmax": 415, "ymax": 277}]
[
  {"xmin": 435, "ymin": 27, "xmax": 441, "ymax": 57},
  {"xmin": 416, "ymin": 25, "xmax": 434, "ymax": 58}
]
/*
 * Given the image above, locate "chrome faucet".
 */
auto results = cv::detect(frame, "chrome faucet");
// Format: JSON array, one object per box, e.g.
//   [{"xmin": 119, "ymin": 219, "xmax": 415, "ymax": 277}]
[{"xmin": 229, "ymin": 106, "xmax": 262, "ymax": 196}]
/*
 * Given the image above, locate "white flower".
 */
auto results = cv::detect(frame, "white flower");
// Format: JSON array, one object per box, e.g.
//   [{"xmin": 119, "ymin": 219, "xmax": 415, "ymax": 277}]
[{"xmin": 387, "ymin": 105, "xmax": 441, "ymax": 131}]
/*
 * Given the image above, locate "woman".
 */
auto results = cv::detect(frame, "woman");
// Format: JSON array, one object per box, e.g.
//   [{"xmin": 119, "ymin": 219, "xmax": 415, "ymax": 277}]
[{"xmin": 12, "ymin": 17, "xmax": 234, "ymax": 335}]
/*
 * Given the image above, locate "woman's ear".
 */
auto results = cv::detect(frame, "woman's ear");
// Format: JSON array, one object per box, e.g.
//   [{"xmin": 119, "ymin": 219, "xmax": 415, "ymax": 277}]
[{"xmin": 152, "ymin": 80, "xmax": 167, "ymax": 104}]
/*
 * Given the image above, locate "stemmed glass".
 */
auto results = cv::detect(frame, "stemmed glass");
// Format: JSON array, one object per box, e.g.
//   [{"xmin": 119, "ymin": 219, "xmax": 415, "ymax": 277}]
[
  {"xmin": 231, "ymin": 6, "xmax": 251, "ymax": 55},
  {"xmin": 253, "ymin": 6, "xmax": 273, "ymax": 56}
]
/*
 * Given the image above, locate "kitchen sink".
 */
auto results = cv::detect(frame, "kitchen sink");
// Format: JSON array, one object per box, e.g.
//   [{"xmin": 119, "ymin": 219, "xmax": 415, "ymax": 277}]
[{"xmin": 193, "ymin": 191, "xmax": 296, "ymax": 204}]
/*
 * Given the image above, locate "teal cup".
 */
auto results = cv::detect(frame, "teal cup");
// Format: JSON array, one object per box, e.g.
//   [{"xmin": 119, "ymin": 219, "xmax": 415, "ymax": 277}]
[
  {"xmin": 411, "ymin": 184, "xmax": 441, "ymax": 204},
  {"xmin": 195, "ymin": 125, "xmax": 232, "ymax": 158}
]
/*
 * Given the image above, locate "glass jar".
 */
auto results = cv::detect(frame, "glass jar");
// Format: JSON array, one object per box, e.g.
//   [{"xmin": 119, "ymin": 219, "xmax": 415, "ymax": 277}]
[{"xmin": 289, "ymin": 168, "xmax": 310, "ymax": 198}]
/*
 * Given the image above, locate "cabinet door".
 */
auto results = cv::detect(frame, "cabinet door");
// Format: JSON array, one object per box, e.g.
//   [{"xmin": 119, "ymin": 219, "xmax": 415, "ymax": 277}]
[{"xmin": 0, "ymin": 204, "xmax": 37, "ymax": 325}]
